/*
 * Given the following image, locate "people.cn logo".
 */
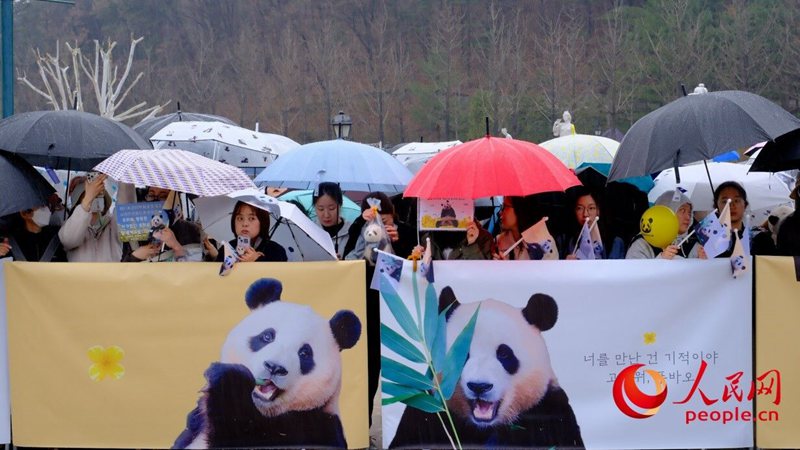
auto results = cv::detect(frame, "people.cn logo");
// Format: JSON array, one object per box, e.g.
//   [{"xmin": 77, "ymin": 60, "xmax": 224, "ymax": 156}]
[{"xmin": 613, "ymin": 363, "xmax": 668, "ymax": 419}]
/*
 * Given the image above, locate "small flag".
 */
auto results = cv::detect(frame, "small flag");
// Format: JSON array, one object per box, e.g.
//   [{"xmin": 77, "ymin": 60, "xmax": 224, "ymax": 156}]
[
  {"xmin": 419, "ymin": 237, "xmax": 434, "ymax": 283},
  {"xmin": 695, "ymin": 210, "xmax": 729, "ymax": 258},
  {"xmin": 590, "ymin": 218, "xmax": 604, "ymax": 259},
  {"xmin": 574, "ymin": 219, "xmax": 595, "ymax": 260},
  {"xmin": 219, "ymin": 241, "xmax": 239, "ymax": 276},
  {"xmin": 718, "ymin": 200, "xmax": 732, "ymax": 242},
  {"xmin": 370, "ymin": 250, "xmax": 405, "ymax": 290},
  {"xmin": 521, "ymin": 217, "xmax": 559, "ymax": 260},
  {"xmin": 730, "ymin": 230, "xmax": 749, "ymax": 278}
]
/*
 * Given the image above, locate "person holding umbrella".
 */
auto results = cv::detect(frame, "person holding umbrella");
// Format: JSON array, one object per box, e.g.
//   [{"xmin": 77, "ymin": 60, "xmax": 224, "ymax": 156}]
[
  {"xmin": 777, "ymin": 178, "xmax": 800, "ymax": 255},
  {"xmin": 58, "ymin": 173, "xmax": 122, "ymax": 262}
]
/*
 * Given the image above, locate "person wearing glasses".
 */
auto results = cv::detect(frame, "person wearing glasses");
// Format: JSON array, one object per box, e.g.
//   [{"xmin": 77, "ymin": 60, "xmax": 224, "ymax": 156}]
[
  {"xmin": 561, "ymin": 186, "xmax": 626, "ymax": 259},
  {"xmin": 712, "ymin": 181, "xmax": 750, "ymax": 258}
]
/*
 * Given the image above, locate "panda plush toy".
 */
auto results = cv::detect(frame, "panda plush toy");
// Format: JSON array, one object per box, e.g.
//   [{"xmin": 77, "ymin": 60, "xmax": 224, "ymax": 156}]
[
  {"xmin": 173, "ymin": 278, "xmax": 362, "ymax": 449},
  {"xmin": 390, "ymin": 286, "xmax": 584, "ymax": 449}
]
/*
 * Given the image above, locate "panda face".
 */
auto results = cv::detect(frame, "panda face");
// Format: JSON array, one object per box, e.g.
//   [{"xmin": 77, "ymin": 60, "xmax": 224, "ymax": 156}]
[
  {"xmin": 220, "ymin": 301, "xmax": 343, "ymax": 417},
  {"xmin": 447, "ymin": 299, "xmax": 556, "ymax": 427},
  {"xmin": 364, "ymin": 223, "xmax": 383, "ymax": 243}
]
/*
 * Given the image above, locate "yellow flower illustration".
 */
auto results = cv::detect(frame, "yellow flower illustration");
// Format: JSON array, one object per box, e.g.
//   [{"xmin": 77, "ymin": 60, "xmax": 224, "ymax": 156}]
[
  {"xmin": 88, "ymin": 345, "xmax": 125, "ymax": 381},
  {"xmin": 643, "ymin": 332, "xmax": 656, "ymax": 345}
]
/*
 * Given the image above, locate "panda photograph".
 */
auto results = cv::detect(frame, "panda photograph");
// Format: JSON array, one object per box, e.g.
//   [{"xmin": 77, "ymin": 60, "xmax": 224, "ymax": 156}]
[
  {"xmin": 173, "ymin": 278, "xmax": 362, "ymax": 449},
  {"xmin": 389, "ymin": 286, "xmax": 585, "ymax": 449}
]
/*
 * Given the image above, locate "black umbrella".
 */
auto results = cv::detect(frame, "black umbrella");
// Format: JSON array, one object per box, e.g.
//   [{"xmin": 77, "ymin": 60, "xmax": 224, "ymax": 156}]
[
  {"xmin": 609, "ymin": 90, "xmax": 800, "ymax": 181},
  {"xmin": 749, "ymin": 128, "xmax": 800, "ymax": 172},
  {"xmin": 133, "ymin": 107, "xmax": 236, "ymax": 140},
  {"xmin": 0, "ymin": 110, "xmax": 150, "ymax": 171},
  {"xmin": 0, "ymin": 150, "xmax": 55, "ymax": 217}
]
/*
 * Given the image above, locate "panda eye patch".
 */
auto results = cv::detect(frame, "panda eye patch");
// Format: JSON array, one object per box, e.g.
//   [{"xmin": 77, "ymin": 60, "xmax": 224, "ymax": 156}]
[
  {"xmin": 496, "ymin": 344, "xmax": 519, "ymax": 375},
  {"xmin": 298, "ymin": 343, "xmax": 315, "ymax": 375},
  {"xmin": 248, "ymin": 328, "xmax": 276, "ymax": 352}
]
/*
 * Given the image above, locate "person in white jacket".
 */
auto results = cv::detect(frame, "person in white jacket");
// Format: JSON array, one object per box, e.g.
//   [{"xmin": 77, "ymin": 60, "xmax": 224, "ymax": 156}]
[{"xmin": 58, "ymin": 173, "xmax": 122, "ymax": 262}]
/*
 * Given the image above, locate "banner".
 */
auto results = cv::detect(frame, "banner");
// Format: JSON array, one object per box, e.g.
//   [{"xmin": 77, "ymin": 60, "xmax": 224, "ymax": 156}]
[
  {"xmin": 755, "ymin": 256, "xmax": 800, "ymax": 448},
  {"xmin": 5, "ymin": 261, "xmax": 368, "ymax": 449},
  {"xmin": 380, "ymin": 259, "xmax": 753, "ymax": 449},
  {"xmin": 0, "ymin": 259, "xmax": 11, "ymax": 443}
]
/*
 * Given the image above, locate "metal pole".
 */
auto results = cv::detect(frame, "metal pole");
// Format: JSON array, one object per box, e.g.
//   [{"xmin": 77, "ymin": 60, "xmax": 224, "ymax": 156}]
[{"xmin": 2, "ymin": 0, "xmax": 13, "ymax": 117}]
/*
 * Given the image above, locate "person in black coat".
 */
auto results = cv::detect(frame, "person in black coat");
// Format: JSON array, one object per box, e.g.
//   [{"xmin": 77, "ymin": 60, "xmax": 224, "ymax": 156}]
[{"xmin": 215, "ymin": 201, "xmax": 287, "ymax": 263}]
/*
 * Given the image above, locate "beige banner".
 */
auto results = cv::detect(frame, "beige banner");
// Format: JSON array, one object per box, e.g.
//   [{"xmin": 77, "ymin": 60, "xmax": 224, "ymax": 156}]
[
  {"xmin": 5, "ymin": 261, "xmax": 368, "ymax": 449},
  {"xmin": 756, "ymin": 256, "xmax": 800, "ymax": 448}
]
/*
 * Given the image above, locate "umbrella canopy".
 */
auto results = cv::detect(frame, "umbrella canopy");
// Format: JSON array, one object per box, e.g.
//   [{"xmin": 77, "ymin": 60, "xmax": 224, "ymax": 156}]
[
  {"xmin": 574, "ymin": 162, "xmax": 654, "ymax": 193},
  {"xmin": 134, "ymin": 111, "xmax": 236, "ymax": 140},
  {"xmin": 254, "ymin": 139, "xmax": 414, "ymax": 193},
  {"xmin": 94, "ymin": 149, "xmax": 255, "ymax": 197},
  {"xmin": 609, "ymin": 90, "xmax": 800, "ymax": 181},
  {"xmin": 539, "ymin": 134, "xmax": 619, "ymax": 169},
  {"xmin": 649, "ymin": 162, "xmax": 792, "ymax": 222},
  {"xmin": 0, "ymin": 150, "xmax": 55, "ymax": 216},
  {"xmin": 403, "ymin": 136, "xmax": 580, "ymax": 199},
  {"xmin": 277, "ymin": 189, "xmax": 361, "ymax": 223},
  {"xmin": 150, "ymin": 121, "xmax": 299, "ymax": 170},
  {"xmin": 749, "ymin": 128, "xmax": 800, "ymax": 172},
  {"xmin": 193, "ymin": 188, "xmax": 336, "ymax": 261},
  {"xmin": 0, "ymin": 110, "xmax": 150, "ymax": 171},
  {"xmin": 392, "ymin": 140, "xmax": 462, "ymax": 174}
]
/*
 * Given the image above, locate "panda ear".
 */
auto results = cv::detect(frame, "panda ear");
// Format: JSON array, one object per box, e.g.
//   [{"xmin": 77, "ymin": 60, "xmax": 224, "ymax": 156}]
[
  {"xmin": 245, "ymin": 278, "xmax": 282, "ymax": 310},
  {"xmin": 330, "ymin": 310, "xmax": 361, "ymax": 350},
  {"xmin": 522, "ymin": 293, "xmax": 558, "ymax": 331},
  {"xmin": 438, "ymin": 286, "xmax": 460, "ymax": 320}
]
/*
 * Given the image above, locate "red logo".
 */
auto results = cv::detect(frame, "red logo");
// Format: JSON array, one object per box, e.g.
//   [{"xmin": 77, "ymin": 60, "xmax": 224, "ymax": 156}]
[{"xmin": 613, "ymin": 363, "xmax": 668, "ymax": 419}]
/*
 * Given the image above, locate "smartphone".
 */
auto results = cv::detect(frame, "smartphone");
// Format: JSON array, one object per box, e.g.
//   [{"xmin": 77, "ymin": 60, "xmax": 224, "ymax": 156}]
[
  {"xmin": 86, "ymin": 171, "xmax": 100, "ymax": 183},
  {"xmin": 236, "ymin": 236, "xmax": 250, "ymax": 256}
]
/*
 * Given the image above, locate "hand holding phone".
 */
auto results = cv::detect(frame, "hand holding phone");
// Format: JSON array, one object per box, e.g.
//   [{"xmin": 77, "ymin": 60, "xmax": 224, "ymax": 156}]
[{"xmin": 236, "ymin": 235, "xmax": 250, "ymax": 256}]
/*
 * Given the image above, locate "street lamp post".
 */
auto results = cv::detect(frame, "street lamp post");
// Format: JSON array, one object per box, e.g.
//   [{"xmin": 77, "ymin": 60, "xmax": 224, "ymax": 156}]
[{"xmin": 330, "ymin": 110, "xmax": 352, "ymax": 140}]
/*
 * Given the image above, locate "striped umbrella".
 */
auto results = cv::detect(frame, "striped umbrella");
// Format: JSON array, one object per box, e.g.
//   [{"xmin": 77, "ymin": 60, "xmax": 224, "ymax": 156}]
[{"xmin": 94, "ymin": 149, "xmax": 255, "ymax": 197}]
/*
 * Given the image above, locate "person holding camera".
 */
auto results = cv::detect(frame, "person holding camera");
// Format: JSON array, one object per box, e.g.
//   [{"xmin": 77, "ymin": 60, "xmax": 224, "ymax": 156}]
[{"xmin": 58, "ymin": 173, "xmax": 122, "ymax": 262}]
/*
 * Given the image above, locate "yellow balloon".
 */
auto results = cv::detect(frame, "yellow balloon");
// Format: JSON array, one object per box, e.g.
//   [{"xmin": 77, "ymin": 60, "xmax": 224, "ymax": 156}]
[{"xmin": 640, "ymin": 205, "xmax": 679, "ymax": 249}]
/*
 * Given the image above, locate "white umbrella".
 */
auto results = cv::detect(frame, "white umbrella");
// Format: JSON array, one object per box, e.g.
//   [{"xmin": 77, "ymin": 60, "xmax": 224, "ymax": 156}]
[
  {"xmin": 538, "ymin": 134, "xmax": 619, "ymax": 169},
  {"xmin": 649, "ymin": 162, "xmax": 793, "ymax": 222},
  {"xmin": 193, "ymin": 188, "xmax": 336, "ymax": 262},
  {"xmin": 150, "ymin": 121, "xmax": 300, "ymax": 171},
  {"xmin": 392, "ymin": 141, "xmax": 461, "ymax": 174}
]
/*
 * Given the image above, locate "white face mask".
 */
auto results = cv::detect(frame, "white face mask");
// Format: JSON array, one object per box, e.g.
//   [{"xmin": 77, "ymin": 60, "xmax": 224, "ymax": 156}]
[{"xmin": 32, "ymin": 207, "xmax": 52, "ymax": 227}]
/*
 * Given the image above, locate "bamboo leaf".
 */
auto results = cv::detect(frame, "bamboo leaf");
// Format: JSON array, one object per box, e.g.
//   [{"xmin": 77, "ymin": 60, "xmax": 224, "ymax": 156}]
[
  {"xmin": 382, "ymin": 392, "xmax": 420, "ymax": 406},
  {"xmin": 440, "ymin": 305, "xmax": 480, "ymax": 399},
  {"xmin": 402, "ymin": 392, "xmax": 445, "ymax": 413},
  {"xmin": 382, "ymin": 381, "xmax": 420, "ymax": 399},
  {"xmin": 381, "ymin": 276, "xmax": 422, "ymax": 342},
  {"xmin": 381, "ymin": 356, "xmax": 434, "ymax": 390},
  {"xmin": 430, "ymin": 309, "xmax": 447, "ymax": 370},
  {"xmin": 381, "ymin": 324, "xmax": 427, "ymax": 364},
  {"xmin": 423, "ymin": 283, "xmax": 438, "ymax": 345}
]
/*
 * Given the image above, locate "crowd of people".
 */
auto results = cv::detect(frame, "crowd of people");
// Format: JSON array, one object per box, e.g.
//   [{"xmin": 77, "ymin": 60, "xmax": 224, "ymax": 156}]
[
  {"xmin": 1, "ymin": 170, "xmax": 799, "ymax": 429},
  {"xmin": 2, "ymin": 174, "xmax": 800, "ymax": 263}
]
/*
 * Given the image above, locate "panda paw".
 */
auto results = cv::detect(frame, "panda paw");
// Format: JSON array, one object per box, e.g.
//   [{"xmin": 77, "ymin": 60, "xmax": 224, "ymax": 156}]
[{"xmin": 204, "ymin": 362, "xmax": 255, "ymax": 393}]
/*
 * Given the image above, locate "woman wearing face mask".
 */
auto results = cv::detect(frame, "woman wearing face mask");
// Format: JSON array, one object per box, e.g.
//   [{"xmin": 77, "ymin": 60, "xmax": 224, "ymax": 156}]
[
  {"xmin": 5, "ymin": 203, "xmax": 67, "ymax": 262},
  {"xmin": 57, "ymin": 173, "xmax": 122, "ymax": 262}
]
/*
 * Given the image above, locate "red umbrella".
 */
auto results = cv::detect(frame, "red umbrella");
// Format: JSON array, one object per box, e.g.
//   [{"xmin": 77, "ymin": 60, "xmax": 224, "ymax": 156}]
[{"xmin": 404, "ymin": 136, "xmax": 581, "ymax": 199}]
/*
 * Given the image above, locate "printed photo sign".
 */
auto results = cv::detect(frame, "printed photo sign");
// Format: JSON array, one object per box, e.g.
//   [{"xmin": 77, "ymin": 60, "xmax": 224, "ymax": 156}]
[{"xmin": 418, "ymin": 198, "xmax": 474, "ymax": 231}]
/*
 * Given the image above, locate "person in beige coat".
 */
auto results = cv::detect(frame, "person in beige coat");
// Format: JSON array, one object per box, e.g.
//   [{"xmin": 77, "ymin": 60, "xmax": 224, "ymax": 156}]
[{"xmin": 58, "ymin": 173, "xmax": 122, "ymax": 262}]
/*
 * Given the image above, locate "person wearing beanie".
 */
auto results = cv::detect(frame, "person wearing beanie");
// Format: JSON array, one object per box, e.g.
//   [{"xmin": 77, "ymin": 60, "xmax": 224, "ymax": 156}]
[{"xmin": 626, "ymin": 190, "xmax": 705, "ymax": 260}]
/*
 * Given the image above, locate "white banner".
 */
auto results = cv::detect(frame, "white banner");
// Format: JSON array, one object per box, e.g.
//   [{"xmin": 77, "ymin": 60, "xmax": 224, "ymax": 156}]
[
  {"xmin": 380, "ymin": 259, "xmax": 753, "ymax": 449},
  {"xmin": 0, "ymin": 259, "xmax": 11, "ymax": 443}
]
